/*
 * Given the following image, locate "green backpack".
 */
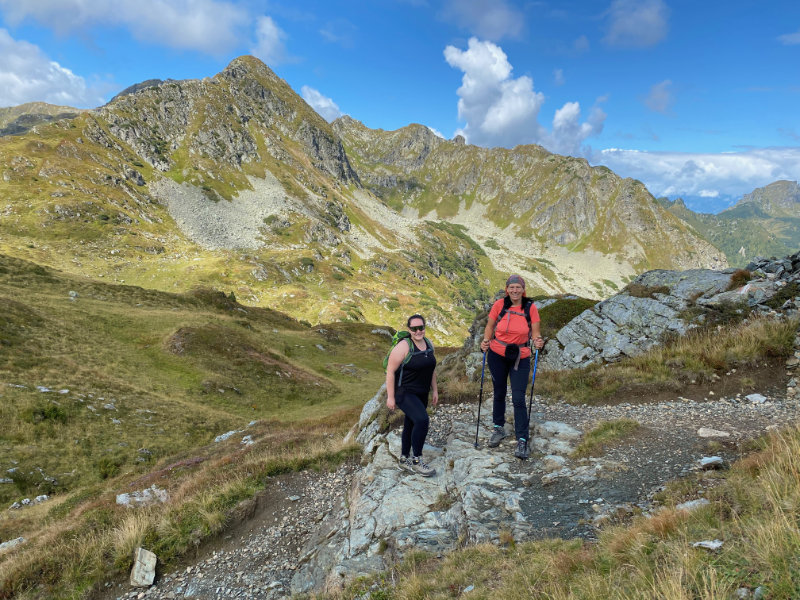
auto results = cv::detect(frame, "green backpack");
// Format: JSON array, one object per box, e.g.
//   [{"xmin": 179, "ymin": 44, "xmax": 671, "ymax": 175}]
[{"xmin": 382, "ymin": 331, "xmax": 434, "ymax": 385}]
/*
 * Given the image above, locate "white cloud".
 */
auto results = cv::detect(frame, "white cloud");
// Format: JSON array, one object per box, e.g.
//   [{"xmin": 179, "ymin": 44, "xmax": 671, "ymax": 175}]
[
  {"xmin": 644, "ymin": 79, "xmax": 673, "ymax": 113},
  {"xmin": 699, "ymin": 189, "xmax": 719, "ymax": 198},
  {"xmin": 319, "ymin": 18, "xmax": 357, "ymax": 48},
  {"xmin": 0, "ymin": 0, "xmax": 248, "ymax": 54},
  {"xmin": 301, "ymin": 86, "xmax": 342, "ymax": 122},
  {"xmin": 441, "ymin": 0, "xmax": 524, "ymax": 41},
  {"xmin": 427, "ymin": 126, "xmax": 445, "ymax": 139},
  {"xmin": 573, "ymin": 35, "xmax": 590, "ymax": 53},
  {"xmin": 595, "ymin": 147, "xmax": 800, "ymax": 201},
  {"xmin": 549, "ymin": 103, "xmax": 606, "ymax": 156},
  {"xmin": 778, "ymin": 28, "xmax": 800, "ymax": 45},
  {"xmin": 250, "ymin": 16, "xmax": 292, "ymax": 66},
  {"xmin": 444, "ymin": 38, "xmax": 605, "ymax": 155},
  {"xmin": 604, "ymin": 0, "xmax": 669, "ymax": 48},
  {"xmin": 0, "ymin": 29, "xmax": 106, "ymax": 107},
  {"xmin": 554, "ymin": 68, "xmax": 565, "ymax": 86}
]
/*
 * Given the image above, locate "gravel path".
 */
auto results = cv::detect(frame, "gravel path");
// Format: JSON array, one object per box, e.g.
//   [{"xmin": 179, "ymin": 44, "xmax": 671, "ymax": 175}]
[{"xmin": 107, "ymin": 383, "xmax": 798, "ymax": 599}]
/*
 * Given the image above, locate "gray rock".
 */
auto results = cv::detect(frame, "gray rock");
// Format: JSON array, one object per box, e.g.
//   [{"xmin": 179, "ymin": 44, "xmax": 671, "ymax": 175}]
[
  {"xmin": 697, "ymin": 427, "xmax": 730, "ymax": 438},
  {"xmin": 676, "ymin": 498, "xmax": 710, "ymax": 512},
  {"xmin": 698, "ymin": 456, "xmax": 725, "ymax": 469},
  {"xmin": 0, "ymin": 537, "xmax": 25, "ymax": 553},
  {"xmin": 691, "ymin": 539, "xmax": 723, "ymax": 550},
  {"xmin": 541, "ymin": 259, "xmax": 800, "ymax": 371},
  {"xmin": 130, "ymin": 547, "xmax": 157, "ymax": 587},
  {"xmin": 746, "ymin": 393, "xmax": 767, "ymax": 404},
  {"xmin": 214, "ymin": 430, "xmax": 238, "ymax": 443},
  {"xmin": 116, "ymin": 485, "xmax": 169, "ymax": 508},
  {"xmin": 541, "ymin": 455, "xmax": 567, "ymax": 473}
]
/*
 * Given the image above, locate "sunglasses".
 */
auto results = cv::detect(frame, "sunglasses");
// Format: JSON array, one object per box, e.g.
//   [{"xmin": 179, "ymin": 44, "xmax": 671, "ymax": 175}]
[{"xmin": 408, "ymin": 325, "xmax": 425, "ymax": 332}]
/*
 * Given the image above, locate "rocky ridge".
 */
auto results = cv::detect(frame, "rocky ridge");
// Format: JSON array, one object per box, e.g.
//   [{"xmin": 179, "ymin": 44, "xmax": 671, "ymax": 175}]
[
  {"xmin": 334, "ymin": 115, "xmax": 727, "ymax": 281},
  {"xmin": 541, "ymin": 253, "xmax": 800, "ymax": 370},
  {"xmin": 662, "ymin": 180, "xmax": 800, "ymax": 267},
  {"xmin": 0, "ymin": 55, "xmax": 741, "ymax": 344}
]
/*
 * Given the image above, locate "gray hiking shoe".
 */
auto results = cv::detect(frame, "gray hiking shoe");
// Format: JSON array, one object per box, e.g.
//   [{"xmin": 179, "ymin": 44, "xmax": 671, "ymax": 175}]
[
  {"xmin": 514, "ymin": 439, "xmax": 530, "ymax": 460},
  {"xmin": 488, "ymin": 426, "xmax": 508, "ymax": 448},
  {"xmin": 398, "ymin": 456, "xmax": 413, "ymax": 472},
  {"xmin": 411, "ymin": 457, "xmax": 435, "ymax": 477}
]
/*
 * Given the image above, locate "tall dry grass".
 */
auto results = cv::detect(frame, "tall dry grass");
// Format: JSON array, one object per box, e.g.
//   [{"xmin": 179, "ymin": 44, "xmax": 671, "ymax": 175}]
[
  {"xmin": 0, "ymin": 425, "xmax": 359, "ymax": 599},
  {"xmin": 538, "ymin": 316, "xmax": 797, "ymax": 404}
]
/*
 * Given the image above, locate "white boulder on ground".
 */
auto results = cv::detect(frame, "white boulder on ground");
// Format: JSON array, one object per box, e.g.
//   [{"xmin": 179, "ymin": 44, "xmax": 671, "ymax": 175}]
[{"xmin": 130, "ymin": 547, "xmax": 157, "ymax": 587}]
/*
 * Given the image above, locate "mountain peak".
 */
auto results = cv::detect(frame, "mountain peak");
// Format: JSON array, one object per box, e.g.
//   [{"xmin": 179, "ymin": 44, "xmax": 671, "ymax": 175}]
[
  {"xmin": 730, "ymin": 179, "xmax": 800, "ymax": 215},
  {"xmin": 220, "ymin": 55, "xmax": 278, "ymax": 79}
]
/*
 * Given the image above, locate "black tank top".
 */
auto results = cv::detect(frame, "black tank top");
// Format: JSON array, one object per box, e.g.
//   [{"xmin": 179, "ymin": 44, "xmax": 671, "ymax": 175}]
[{"xmin": 394, "ymin": 341, "xmax": 436, "ymax": 394}]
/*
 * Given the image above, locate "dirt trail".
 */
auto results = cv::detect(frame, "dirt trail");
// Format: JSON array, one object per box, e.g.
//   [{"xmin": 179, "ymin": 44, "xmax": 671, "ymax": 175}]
[{"xmin": 103, "ymin": 363, "xmax": 798, "ymax": 600}]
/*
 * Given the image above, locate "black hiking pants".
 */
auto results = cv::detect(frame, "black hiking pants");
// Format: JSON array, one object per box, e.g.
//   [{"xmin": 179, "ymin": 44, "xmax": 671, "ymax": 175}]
[
  {"xmin": 487, "ymin": 349, "xmax": 531, "ymax": 440},
  {"xmin": 396, "ymin": 387, "xmax": 430, "ymax": 458}
]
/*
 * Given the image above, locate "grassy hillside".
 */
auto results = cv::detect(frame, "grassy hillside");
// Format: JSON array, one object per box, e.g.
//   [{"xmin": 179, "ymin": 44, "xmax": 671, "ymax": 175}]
[
  {"xmin": 0, "ymin": 253, "xmax": 390, "ymax": 506},
  {"xmin": 0, "ymin": 252, "xmax": 396, "ymax": 598},
  {"xmin": 660, "ymin": 182, "xmax": 800, "ymax": 267},
  {"xmin": 0, "ymin": 58, "xmax": 509, "ymax": 345}
]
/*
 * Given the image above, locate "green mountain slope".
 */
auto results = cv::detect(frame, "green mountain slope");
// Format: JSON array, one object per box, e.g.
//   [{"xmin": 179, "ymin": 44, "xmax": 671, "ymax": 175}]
[
  {"xmin": 1, "ymin": 56, "xmax": 726, "ymax": 341},
  {"xmin": 661, "ymin": 181, "xmax": 800, "ymax": 266},
  {"xmin": 0, "ymin": 252, "xmax": 386, "ymax": 507},
  {"xmin": 0, "ymin": 101, "xmax": 83, "ymax": 136},
  {"xmin": 334, "ymin": 116, "xmax": 726, "ymax": 287},
  {"xmin": 0, "ymin": 57, "xmax": 501, "ymax": 343}
]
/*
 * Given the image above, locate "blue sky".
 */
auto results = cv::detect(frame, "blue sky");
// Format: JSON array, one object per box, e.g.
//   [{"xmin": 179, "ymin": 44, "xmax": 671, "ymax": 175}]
[{"xmin": 1, "ymin": 0, "xmax": 799, "ymax": 213}]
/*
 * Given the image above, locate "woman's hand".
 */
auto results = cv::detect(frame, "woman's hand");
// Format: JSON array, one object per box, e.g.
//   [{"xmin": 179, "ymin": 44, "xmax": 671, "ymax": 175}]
[
  {"xmin": 533, "ymin": 337, "xmax": 545, "ymax": 350},
  {"xmin": 386, "ymin": 397, "xmax": 396, "ymax": 411},
  {"xmin": 431, "ymin": 390, "xmax": 439, "ymax": 406},
  {"xmin": 480, "ymin": 339, "xmax": 490, "ymax": 352}
]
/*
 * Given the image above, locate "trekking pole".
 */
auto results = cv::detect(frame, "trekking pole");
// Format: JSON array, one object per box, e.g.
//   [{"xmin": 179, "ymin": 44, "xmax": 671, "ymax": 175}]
[
  {"xmin": 526, "ymin": 348, "xmax": 540, "ymax": 440},
  {"xmin": 474, "ymin": 351, "xmax": 487, "ymax": 448}
]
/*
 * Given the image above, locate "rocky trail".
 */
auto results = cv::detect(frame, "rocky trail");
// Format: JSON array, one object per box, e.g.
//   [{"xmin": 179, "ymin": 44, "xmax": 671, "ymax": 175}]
[{"xmin": 104, "ymin": 358, "xmax": 799, "ymax": 600}]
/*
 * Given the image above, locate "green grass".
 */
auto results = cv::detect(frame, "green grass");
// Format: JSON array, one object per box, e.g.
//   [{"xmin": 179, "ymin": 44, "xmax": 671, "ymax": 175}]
[
  {"xmin": 536, "ymin": 296, "xmax": 597, "ymax": 339},
  {"xmin": 571, "ymin": 419, "xmax": 640, "ymax": 458},
  {"xmin": 0, "ymin": 253, "xmax": 389, "ymax": 598}
]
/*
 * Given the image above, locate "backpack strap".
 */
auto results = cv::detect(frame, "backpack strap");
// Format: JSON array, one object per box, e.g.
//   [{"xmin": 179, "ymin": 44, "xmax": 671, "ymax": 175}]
[
  {"xmin": 397, "ymin": 337, "xmax": 434, "ymax": 387},
  {"xmin": 493, "ymin": 300, "xmax": 533, "ymax": 345}
]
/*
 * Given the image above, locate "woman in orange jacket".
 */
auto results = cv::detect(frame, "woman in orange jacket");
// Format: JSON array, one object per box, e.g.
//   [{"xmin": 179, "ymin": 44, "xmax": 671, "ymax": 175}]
[{"xmin": 479, "ymin": 275, "xmax": 545, "ymax": 459}]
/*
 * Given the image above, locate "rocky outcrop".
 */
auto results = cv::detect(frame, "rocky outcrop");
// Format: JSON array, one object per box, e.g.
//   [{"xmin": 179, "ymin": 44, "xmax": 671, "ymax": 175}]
[
  {"xmin": 543, "ymin": 254, "xmax": 800, "ymax": 370},
  {"xmin": 291, "ymin": 394, "xmax": 590, "ymax": 595},
  {"xmin": 96, "ymin": 56, "xmax": 358, "ymax": 185},
  {"xmin": 334, "ymin": 117, "xmax": 727, "ymax": 273}
]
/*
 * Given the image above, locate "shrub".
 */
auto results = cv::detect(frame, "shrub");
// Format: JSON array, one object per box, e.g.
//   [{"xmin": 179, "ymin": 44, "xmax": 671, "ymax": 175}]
[
  {"xmin": 96, "ymin": 456, "xmax": 123, "ymax": 479},
  {"xmin": 24, "ymin": 402, "xmax": 68, "ymax": 424},
  {"xmin": 625, "ymin": 283, "xmax": 670, "ymax": 298},
  {"xmin": 726, "ymin": 269, "xmax": 752, "ymax": 291}
]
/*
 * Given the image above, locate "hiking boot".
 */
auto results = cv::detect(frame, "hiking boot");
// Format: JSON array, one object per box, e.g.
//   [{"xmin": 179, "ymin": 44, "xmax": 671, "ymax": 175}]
[
  {"xmin": 411, "ymin": 457, "xmax": 435, "ymax": 477},
  {"xmin": 488, "ymin": 426, "xmax": 508, "ymax": 448},
  {"xmin": 398, "ymin": 456, "xmax": 413, "ymax": 473},
  {"xmin": 514, "ymin": 439, "xmax": 530, "ymax": 460}
]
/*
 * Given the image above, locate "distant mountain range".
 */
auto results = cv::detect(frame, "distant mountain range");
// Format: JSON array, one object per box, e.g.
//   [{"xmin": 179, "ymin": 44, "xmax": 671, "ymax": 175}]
[
  {"xmin": 0, "ymin": 56, "xmax": 746, "ymax": 341},
  {"xmin": 659, "ymin": 180, "xmax": 800, "ymax": 267},
  {"xmin": 0, "ymin": 101, "xmax": 83, "ymax": 136}
]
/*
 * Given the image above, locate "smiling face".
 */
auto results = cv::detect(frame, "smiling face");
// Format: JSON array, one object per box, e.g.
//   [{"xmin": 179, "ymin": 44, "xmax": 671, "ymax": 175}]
[
  {"xmin": 506, "ymin": 283, "xmax": 524, "ymax": 304},
  {"xmin": 408, "ymin": 317, "xmax": 426, "ymax": 341}
]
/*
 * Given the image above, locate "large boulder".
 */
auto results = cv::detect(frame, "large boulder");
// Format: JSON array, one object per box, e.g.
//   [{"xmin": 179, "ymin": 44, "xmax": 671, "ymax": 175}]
[{"xmin": 542, "ymin": 254, "xmax": 800, "ymax": 371}]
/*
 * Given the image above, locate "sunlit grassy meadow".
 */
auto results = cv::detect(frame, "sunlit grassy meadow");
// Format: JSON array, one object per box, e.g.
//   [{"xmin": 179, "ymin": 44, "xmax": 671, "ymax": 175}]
[{"xmin": 0, "ymin": 254, "xmax": 385, "ymax": 598}]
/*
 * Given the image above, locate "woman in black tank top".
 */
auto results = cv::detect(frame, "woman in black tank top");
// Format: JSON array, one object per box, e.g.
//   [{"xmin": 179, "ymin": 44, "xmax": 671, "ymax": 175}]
[{"xmin": 385, "ymin": 314, "xmax": 438, "ymax": 477}]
